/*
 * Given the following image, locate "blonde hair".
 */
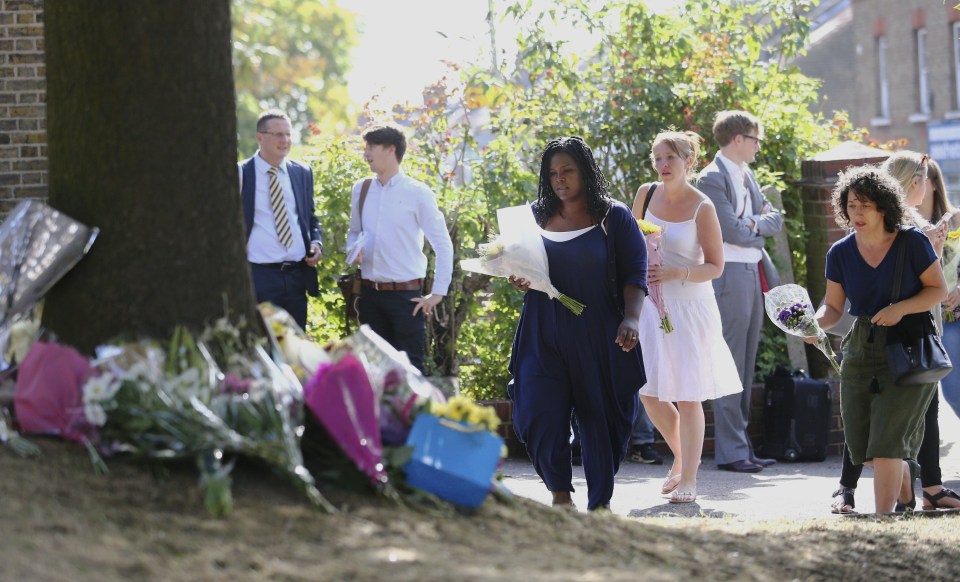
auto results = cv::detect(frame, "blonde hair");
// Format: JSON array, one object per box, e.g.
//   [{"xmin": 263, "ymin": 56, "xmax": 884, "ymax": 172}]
[
  {"xmin": 650, "ymin": 130, "xmax": 703, "ymax": 180},
  {"xmin": 881, "ymin": 151, "xmax": 927, "ymax": 194}
]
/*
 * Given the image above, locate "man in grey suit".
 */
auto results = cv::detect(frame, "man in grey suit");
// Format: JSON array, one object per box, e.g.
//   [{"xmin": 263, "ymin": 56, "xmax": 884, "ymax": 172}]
[{"xmin": 697, "ymin": 111, "xmax": 783, "ymax": 473}]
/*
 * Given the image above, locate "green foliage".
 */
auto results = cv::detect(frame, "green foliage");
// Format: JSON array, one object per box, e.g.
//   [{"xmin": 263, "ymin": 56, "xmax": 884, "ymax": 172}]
[
  {"xmin": 302, "ymin": 0, "xmax": 858, "ymax": 396},
  {"xmin": 302, "ymin": 134, "xmax": 368, "ymax": 343},
  {"xmin": 468, "ymin": 0, "xmax": 843, "ymax": 382},
  {"xmin": 232, "ymin": 0, "xmax": 357, "ymax": 154}
]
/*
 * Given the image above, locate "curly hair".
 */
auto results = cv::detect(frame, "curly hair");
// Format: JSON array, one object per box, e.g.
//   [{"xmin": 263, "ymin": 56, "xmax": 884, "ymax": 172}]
[
  {"xmin": 532, "ymin": 136, "xmax": 612, "ymax": 227},
  {"xmin": 831, "ymin": 165, "xmax": 907, "ymax": 233}
]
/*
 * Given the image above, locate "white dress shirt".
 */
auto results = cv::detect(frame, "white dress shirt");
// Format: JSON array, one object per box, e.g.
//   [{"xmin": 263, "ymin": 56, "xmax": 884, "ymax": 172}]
[
  {"xmin": 716, "ymin": 153, "xmax": 762, "ymax": 263},
  {"xmin": 242, "ymin": 153, "xmax": 308, "ymax": 263},
  {"xmin": 346, "ymin": 171, "xmax": 453, "ymax": 295}
]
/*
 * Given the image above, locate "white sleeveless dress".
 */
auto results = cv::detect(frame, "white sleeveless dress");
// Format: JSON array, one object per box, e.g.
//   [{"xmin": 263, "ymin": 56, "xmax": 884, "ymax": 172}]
[{"xmin": 637, "ymin": 203, "xmax": 743, "ymax": 402}]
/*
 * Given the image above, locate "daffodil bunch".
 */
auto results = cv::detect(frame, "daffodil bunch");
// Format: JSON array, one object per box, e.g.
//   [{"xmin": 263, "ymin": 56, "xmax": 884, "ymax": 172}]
[
  {"xmin": 943, "ymin": 228, "xmax": 960, "ymax": 323},
  {"xmin": 429, "ymin": 395, "xmax": 501, "ymax": 433},
  {"xmin": 637, "ymin": 218, "xmax": 662, "ymax": 235}
]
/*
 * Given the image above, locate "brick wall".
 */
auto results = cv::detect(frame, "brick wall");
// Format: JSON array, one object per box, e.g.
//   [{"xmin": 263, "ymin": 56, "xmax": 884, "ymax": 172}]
[
  {"xmin": 849, "ymin": 0, "xmax": 960, "ymax": 151},
  {"xmin": 0, "ymin": 0, "xmax": 47, "ymax": 215}
]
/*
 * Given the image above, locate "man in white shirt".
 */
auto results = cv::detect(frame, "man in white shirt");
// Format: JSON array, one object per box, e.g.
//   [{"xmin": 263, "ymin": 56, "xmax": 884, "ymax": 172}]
[
  {"xmin": 346, "ymin": 124, "xmax": 453, "ymax": 372},
  {"xmin": 697, "ymin": 111, "xmax": 783, "ymax": 473},
  {"xmin": 239, "ymin": 110, "xmax": 323, "ymax": 330}
]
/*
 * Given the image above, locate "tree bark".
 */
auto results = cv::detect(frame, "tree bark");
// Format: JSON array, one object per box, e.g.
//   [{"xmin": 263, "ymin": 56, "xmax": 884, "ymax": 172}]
[{"xmin": 43, "ymin": 0, "xmax": 260, "ymax": 352}]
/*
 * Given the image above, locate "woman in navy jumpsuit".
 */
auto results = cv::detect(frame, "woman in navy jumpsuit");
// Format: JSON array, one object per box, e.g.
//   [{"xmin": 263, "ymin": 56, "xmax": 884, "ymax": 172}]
[{"xmin": 508, "ymin": 136, "xmax": 648, "ymax": 511}]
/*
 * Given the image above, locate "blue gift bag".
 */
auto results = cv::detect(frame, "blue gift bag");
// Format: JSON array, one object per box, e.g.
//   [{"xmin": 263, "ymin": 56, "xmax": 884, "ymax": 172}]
[{"xmin": 403, "ymin": 413, "xmax": 504, "ymax": 508}]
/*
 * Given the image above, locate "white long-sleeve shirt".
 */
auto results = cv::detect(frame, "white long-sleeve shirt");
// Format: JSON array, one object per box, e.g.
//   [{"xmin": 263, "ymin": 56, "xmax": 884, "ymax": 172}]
[{"xmin": 346, "ymin": 171, "xmax": 453, "ymax": 296}]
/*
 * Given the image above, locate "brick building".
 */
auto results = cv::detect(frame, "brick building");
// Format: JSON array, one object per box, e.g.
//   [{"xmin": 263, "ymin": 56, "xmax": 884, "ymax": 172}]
[
  {"xmin": 0, "ymin": 0, "xmax": 45, "ymax": 215},
  {"xmin": 796, "ymin": 0, "xmax": 960, "ymax": 198}
]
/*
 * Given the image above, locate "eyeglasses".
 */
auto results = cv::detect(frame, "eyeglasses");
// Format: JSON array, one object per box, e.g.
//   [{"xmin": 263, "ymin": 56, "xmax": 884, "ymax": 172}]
[
  {"xmin": 914, "ymin": 154, "xmax": 930, "ymax": 178},
  {"xmin": 741, "ymin": 134, "xmax": 762, "ymax": 144},
  {"xmin": 258, "ymin": 131, "xmax": 292, "ymax": 139}
]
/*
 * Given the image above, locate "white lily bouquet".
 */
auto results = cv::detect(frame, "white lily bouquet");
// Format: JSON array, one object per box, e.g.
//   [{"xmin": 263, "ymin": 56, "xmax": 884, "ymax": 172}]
[{"xmin": 461, "ymin": 205, "xmax": 585, "ymax": 315}]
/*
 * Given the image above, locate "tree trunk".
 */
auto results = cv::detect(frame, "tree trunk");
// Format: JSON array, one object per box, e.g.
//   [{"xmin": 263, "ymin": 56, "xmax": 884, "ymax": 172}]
[{"xmin": 42, "ymin": 0, "xmax": 260, "ymax": 352}]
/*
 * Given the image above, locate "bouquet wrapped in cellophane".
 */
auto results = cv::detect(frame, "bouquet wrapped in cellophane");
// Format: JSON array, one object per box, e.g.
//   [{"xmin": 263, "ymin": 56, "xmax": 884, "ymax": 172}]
[
  {"xmin": 637, "ymin": 218, "xmax": 673, "ymax": 333},
  {"xmin": 942, "ymin": 227, "xmax": 960, "ymax": 322},
  {"xmin": 764, "ymin": 284, "xmax": 841, "ymax": 375},
  {"xmin": 461, "ymin": 205, "xmax": 585, "ymax": 315},
  {"xmin": 82, "ymin": 321, "xmax": 334, "ymax": 516}
]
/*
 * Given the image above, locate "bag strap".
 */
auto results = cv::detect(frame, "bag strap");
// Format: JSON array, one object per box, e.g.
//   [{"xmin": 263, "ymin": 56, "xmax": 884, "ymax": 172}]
[
  {"xmin": 358, "ymin": 178, "xmax": 372, "ymax": 232},
  {"xmin": 890, "ymin": 230, "xmax": 906, "ymax": 304},
  {"xmin": 641, "ymin": 183, "xmax": 657, "ymax": 219}
]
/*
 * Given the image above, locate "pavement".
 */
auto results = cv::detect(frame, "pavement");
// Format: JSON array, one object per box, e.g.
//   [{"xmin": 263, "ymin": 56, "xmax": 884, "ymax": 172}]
[{"xmin": 500, "ymin": 396, "xmax": 960, "ymax": 520}]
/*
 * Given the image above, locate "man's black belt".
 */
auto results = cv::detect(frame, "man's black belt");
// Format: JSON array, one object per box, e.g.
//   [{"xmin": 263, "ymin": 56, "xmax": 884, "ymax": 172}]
[{"xmin": 252, "ymin": 260, "xmax": 306, "ymax": 272}]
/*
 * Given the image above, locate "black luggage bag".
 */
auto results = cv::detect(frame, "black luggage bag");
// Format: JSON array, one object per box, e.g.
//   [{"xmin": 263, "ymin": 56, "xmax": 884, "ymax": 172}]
[{"xmin": 760, "ymin": 367, "xmax": 832, "ymax": 462}]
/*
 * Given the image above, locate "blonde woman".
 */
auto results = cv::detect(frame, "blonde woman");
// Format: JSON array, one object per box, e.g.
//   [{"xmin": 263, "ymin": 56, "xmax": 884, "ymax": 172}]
[{"xmin": 631, "ymin": 131, "xmax": 742, "ymax": 504}]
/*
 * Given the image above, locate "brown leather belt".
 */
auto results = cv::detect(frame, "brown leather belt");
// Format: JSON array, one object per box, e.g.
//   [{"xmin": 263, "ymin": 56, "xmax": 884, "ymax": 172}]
[{"xmin": 360, "ymin": 278, "xmax": 422, "ymax": 291}]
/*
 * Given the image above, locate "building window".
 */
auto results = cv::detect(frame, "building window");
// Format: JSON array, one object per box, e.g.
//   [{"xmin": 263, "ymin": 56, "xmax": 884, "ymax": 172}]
[
  {"xmin": 954, "ymin": 22, "xmax": 960, "ymax": 110},
  {"xmin": 917, "ymin": 28, "xmax": 930, "ymax": 115},
  {"xmin": 877, "ymin": 37, "xmax": 889, "ymax": 119}
]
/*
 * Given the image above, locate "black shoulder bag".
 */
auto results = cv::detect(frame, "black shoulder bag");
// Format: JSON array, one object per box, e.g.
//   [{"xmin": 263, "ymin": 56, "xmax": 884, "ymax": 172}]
[
  {"xmin": 337, "ymin": 178, "xmax": 372, "ymax": 332},
  {"xmin": 884, "ymin": 233, "xmax": 953, "ymax": 386}
]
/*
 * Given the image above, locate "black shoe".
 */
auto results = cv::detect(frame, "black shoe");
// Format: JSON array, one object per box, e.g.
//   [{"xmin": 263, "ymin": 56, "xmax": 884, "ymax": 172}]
[
  {"xmin": 630, "ymin": 443, "xmax": 664, "ymax": 465},
  {"xmin": 718, "ymin": 459, "xmax": 763, "ymax": 473},
  {"xmin": 750, "ymin": 456, "xmax": 776, "ymax": 467}
]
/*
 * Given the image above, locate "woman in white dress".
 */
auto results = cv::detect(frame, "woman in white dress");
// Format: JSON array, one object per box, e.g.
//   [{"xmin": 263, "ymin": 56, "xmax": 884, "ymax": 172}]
[{"xmin": 631, "ymin": 131, "xmax": 743, "ymax": 503}]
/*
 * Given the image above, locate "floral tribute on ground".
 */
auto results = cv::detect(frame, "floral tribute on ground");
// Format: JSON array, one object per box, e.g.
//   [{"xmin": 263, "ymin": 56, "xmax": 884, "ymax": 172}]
[
  {"xmin": 5, "ymin": 305, "xmax": 510, "ymax": 516},
  {"xmin": 637, "ymin": 218, "xmax": 673, "ymax": 333},
  {"xmin": 764, "ymin": 283, "xmax": 841, "ymax": 374}
]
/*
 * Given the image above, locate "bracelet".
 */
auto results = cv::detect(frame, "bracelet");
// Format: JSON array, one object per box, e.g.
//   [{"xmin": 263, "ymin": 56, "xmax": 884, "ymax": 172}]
[{"xmin": 682, "ymin": 266, "xmax": 690, "ymax": 281}]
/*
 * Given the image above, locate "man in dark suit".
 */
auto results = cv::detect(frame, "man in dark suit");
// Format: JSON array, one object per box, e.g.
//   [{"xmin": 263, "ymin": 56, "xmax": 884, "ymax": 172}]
[
  {"xmin": 240, "ymin": 110, "xmax": 322, "ymax": 330},
  {"xmin": 697, "ymin": 110, "xmax": 782, "ymax": 473}
]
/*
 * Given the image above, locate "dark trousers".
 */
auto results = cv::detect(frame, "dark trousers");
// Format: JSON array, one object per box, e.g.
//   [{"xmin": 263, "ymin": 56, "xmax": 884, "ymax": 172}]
[
  {"xmin": 250, "ymin": 263, "xmax": 309, "ymax": 330},
  {"xmin": 840, "ymin": 391, "xmax": 942, "ymax": 489},
  {"xmin": 359, "ymin": 287, "xmax": 425, "ymax": 372}
]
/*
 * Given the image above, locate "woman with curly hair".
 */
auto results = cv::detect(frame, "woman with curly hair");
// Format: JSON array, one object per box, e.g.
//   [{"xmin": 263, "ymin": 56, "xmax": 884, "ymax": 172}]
[
  {"xmin": 811, "ymin": 165, "xmax": 946, "ymax": 514},
  {"xmin": 508, "ymin": 136, "xmax": 648, "ymax": 511},
  {"xmin": 830, "ymin": 154, "xmax": 960, "ymax": 513}
]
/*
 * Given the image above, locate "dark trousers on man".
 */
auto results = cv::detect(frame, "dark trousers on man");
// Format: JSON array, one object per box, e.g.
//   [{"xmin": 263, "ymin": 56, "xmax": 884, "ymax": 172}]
[
  {"xmin": 359, "ymin": 287, "xmax": 425, "ymax": 372},
  {"xmin": 250, "ymin": 262, "xmax": 309, "ymax": 330}
]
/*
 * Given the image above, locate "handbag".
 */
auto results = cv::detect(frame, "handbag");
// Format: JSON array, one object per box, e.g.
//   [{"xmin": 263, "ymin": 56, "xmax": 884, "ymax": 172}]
[
  {"xmin": 884, "ymin": 232, "xmax": 953, "ymax": 386},
  {"xmin": 339, "ymin": 178, "xmax": 372, "ymax": 332}
]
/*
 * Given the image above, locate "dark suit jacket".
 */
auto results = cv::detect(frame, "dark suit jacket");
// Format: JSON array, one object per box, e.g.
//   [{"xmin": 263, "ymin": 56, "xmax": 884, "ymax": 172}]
[{"xmin": 240, "ymin": 155, "xmax": 322, "ymax": 295}]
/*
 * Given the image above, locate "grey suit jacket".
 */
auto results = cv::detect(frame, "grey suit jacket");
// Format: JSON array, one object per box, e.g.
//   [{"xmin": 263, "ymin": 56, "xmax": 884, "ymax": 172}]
[{"xmin": 696, "ymin": 156, "xmax": 783, "ymax": 249}]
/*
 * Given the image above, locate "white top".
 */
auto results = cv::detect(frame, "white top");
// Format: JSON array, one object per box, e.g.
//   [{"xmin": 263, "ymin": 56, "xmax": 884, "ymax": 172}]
[
  {"xmin": 540, "ymin": 224, "xmax": 596, "ymax": 242},
  {"xmin": 346, "ymin": 171, "xmax": 454, "ymax": 296},
  {"xmin": 716, "ymin": 153, "xmax": 762, "ymax": 263},
  {"xmin": 647, "ymin": 204, "xmax": 715, "ymax": 300},
  {"xmin": 244, "ymin": 153, "xmax": 308, "ymax": 263}
]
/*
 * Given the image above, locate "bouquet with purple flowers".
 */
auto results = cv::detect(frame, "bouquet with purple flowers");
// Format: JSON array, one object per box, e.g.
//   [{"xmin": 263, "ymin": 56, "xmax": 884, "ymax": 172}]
[{"xmin": 764, "ymin": 284, "xmax": 841, "ymax": 375}]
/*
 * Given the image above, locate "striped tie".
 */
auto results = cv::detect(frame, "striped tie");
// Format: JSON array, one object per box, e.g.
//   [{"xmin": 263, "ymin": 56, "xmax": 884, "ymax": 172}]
[{"xmin": 267, "ymin": 166, "xmax": 294, "ymax": 248}]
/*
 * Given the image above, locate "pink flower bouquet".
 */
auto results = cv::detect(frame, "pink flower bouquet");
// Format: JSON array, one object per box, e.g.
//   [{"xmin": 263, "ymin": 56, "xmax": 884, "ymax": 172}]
[{"xmin": 637, "ymin": 219, "xmax": 673, "ymax": 333}]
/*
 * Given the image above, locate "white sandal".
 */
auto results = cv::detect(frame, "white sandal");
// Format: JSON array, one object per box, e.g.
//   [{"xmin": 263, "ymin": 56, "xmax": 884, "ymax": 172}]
[{"xmin": 661, "ymin": 473, "xmax": 682, "ymax": 495}]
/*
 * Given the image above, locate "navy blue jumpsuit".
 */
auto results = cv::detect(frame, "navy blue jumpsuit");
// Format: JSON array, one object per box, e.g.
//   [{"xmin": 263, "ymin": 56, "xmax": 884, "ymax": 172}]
[{"xmin": 509, "ymin": 202, "xmax": 647, "ymax": 510}]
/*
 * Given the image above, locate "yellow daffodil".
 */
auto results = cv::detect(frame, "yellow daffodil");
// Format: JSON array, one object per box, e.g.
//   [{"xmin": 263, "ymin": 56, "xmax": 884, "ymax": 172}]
[{"xmin": 637, "ymin": 219, "xmax": 661, "ymax": 234}]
